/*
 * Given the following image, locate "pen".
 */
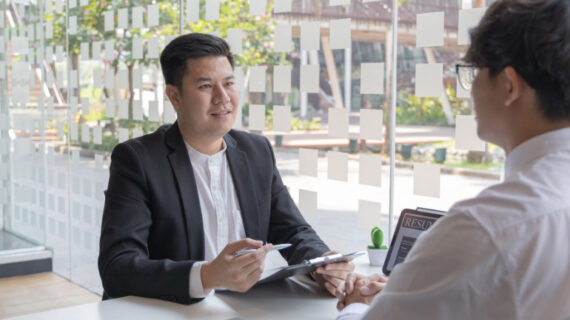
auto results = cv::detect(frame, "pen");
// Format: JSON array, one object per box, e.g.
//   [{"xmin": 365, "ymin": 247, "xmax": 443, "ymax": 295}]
[{"xmin": 234, "ymin": 243, "xmax": 292, "ymax": 256}]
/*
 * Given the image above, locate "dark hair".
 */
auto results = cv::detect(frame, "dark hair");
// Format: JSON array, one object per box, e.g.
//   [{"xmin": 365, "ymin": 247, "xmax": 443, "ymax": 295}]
[
  {"xmin": 160, "ymin": 33, "xmax": 234, "ymax": 90},
  {"xmin": 464, "ymin": 0, "xmax": 570, "ymax": 121}
]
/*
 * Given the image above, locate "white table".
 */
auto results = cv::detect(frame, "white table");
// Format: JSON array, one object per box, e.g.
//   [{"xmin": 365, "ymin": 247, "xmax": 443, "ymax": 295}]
[{"xmin": 8, "ymin": 255, "xmax": 380, "ymax": 320}]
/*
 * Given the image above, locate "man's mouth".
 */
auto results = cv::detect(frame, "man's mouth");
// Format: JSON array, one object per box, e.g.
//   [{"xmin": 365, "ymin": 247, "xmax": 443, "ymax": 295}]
[{"xmin": 210, "ymin": 110, "xmax": 232, "ymax": 116}]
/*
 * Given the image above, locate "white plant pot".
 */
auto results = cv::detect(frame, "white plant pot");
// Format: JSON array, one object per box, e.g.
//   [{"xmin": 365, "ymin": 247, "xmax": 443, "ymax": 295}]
[{"xmin": 367, "ymin": 248, "xmax": 388, "ymax": 266}]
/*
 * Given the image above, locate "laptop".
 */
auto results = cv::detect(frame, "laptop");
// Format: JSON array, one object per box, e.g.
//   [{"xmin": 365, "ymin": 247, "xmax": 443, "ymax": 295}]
[{"xmin": 382, "ymin": 207, "xmax": 445, "ymax": 276}]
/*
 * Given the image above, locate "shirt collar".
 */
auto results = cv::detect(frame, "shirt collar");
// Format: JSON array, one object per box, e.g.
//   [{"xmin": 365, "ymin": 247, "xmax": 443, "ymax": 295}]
[
  {"xmin": 185, "ymin": 140, "xmax": 227, "ymax": 165},
  {"xmin": 505, "ymin": 127, "xmax": 570, "ymax": 179}
]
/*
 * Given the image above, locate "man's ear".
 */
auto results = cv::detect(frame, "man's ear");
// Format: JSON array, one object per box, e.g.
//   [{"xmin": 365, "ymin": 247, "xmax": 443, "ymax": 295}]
[
  {"xmin": 165, "ymin": 84, "xmax": 181, "ymax": 111},
  {"xmin": 503, "ymin": 66, "xmax": 523, "ymax": 107}
]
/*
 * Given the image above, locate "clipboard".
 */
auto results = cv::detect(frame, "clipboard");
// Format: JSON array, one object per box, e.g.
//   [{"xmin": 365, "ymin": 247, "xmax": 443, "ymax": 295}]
[{"xmin": 256, "ymin": 251, "xmax": 365, "ymax": 285}]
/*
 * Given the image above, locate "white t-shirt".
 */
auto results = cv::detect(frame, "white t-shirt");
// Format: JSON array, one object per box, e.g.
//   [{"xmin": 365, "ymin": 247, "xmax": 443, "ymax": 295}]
[{"xmin": 338, "ymin": 127, "xmax": 570, "ymax": 320}]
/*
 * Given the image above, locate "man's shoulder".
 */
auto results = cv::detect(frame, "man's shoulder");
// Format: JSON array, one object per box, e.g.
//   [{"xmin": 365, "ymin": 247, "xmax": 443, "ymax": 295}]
[{"xmin": 227, "ymin": 129, "xmax": 271, "ymax": 150}]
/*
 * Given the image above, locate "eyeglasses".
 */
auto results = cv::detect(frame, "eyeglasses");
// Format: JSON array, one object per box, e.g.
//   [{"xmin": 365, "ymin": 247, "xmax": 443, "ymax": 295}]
[{"xmin": 456, "ymin": 64, "xmax": 479, "ymax": 91}]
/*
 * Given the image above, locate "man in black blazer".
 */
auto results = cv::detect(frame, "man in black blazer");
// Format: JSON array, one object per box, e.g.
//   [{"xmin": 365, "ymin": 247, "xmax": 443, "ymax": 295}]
[{"xmin": 98, "ymin": 33, "xmax": 354, "ymax": 304}]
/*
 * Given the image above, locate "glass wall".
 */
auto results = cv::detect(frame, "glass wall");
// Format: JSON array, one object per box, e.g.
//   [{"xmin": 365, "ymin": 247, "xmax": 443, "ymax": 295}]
[{"xmin": 1, "ymin": 0, "xmax": 498, "ymax": 294}]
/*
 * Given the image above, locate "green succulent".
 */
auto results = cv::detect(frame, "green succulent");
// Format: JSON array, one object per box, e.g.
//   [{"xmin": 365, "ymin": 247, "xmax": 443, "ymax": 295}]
[{"xmin": 369, "ymin": 226, "xmax": 388, "ymax": 250}]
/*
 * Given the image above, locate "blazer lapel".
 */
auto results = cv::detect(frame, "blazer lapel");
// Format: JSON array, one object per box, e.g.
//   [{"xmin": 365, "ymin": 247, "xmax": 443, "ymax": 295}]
[
  {"xmin": 165, "ymin": 122, "xmax": 205, "ymax": 260},
  {"xmin": 224, "ymin": 134, "xmax": 263, "ymax": 241}
]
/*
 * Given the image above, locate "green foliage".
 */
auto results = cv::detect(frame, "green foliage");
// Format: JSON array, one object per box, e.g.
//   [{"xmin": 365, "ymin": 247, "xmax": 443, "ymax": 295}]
[
  {"xmin": 396, "ymin": 85, "xmax": 470, "ymax": 126},
  {"xmin": 369, "ymin": 226, "xmax": 388, "ymax": 250}
]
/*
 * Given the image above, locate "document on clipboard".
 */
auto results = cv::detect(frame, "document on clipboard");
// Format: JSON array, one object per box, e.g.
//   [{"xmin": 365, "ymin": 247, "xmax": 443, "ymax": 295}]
[{"xmin": 256, "ymin": 251, "xmax": 365, "ymax": 285}]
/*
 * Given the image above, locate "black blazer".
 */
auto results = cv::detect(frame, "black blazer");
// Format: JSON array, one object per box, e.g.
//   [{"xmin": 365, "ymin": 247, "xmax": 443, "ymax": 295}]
[{"xmin": 98, "ymin": 122, "xmax": 329, "ymax": 304}]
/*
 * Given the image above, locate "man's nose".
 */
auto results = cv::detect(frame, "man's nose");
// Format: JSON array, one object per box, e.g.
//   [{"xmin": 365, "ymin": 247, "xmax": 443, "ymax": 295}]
[{"xmin": 212, "ymin": 84, "xmax": 230, "ymax": 105}]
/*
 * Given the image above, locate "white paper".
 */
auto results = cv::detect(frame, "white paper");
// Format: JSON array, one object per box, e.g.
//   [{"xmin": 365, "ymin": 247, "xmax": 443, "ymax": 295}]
[
  {"xmin": 104, "ymin": 10, "xmax": 114, "ymax": 32},
  {"xmin": 416, "ymin": 12, "xmax": 444, "ymax": 48},
  {"xmin": 132, "ymin": 128, "xmax": 143, "ymax": 139},
  {"xmin": 81, "ymin": 97, "xmax": 89, "ymax": 115},
  {"xmin": 249, "ymin": 66, "xmax": 266, "ymax": 93},
  {"xmin": 328, "ymin": 108, "xmax": 349, "ymax": 138},
  {"xmin": 274, "ymin": 0, "xmax": 292, "ymax": 13},
  {"xmin": 93, "ymin": 126, "xmax": 102, "ymax": 145},
  {"xmin": 95, "ymin": 154, "xmax": 104, "ymax": 170},
  {"xmin": 456, "ymin": 78, "xmax": 471, "ymax": 98},
  {"xmin": 299, "ymin": 189, "xmax": 317, "ymax": 219},
  {"xmin": 227, "ymin": 28, "xmax": 242, "ymax": 54},
  {"xmin": 273, "ymin": 105, "xmax": 290, "ymax": 133},
  {"xmin": 358, "ymin": 200, "xmax": 381, "ymax": 230},
  {"xmin": 132, "ymin": 7, "xmax": 143, "ymax": 28},
  {"xmin": 299, "ymin": 148, "xmax": 318, "ymax": 177},
  {"xmin": 148, "ymin": 100, "xmax": 160, "ymax": 122},
  {"xmin": 118, "ymin": 69, "xmax": 128, "ymax": 89},
  {"xmin": 93, "ymin": 69, "xmax": 102, "ymax": 88},
  {"xmin": 300, "ymin": 64, "xmax": 319, "ymax": 93},
  {"xmin": 92, "ymin": 41, "xmax": 102, "ymax": 59},
  {"xmin": 118, "ymin": 99, "xmax": 129, "ymax": 120},
  {"xmin": 133, "ymin": 68, "xmax": 142, "ymax": 89},
  {"xmin": 105, "ymin": 99, "xmax": 115, "ymax": 118},
  {"xmin": 147, "ymin": 37, "xmax": 159, "ymax": 59},
  {"xmin": 248, "ymin": 104, "xmax": 265, "ymax": 131},
  {"xmin": 359, "ymin": 154, "xmax": 382, "ymax": 187},
  {"xmin": 46, "ymin": 21, "xmax": 53, "ymax": 39},
  {"xmin": 69, "ymin": 96, "xmax": 78, "ymax": 114},
  {"xmin": 118, "ymin": 128, "xmax": 129, "ymax": 143},
  {"xmin": 330, "ymin": 19, "xmax": 351, "ymax": 50},
  {"xmin": 163, "ymin": 100, "xmax": 177, "ymax": 123},
  {"xmin": 205, "ymin": 0, "xmax": 220, "ymax": 21},
  {"xmin": 413, "ymin": 163, "xmax": 440, "ymax": 198},
  {"xmin": 300, "ymin": 22, "xmax": 320, "ymax": 51},
  {"xmin": 80, "ymin": 42, "xmax": 89, "ymax": 60},
  {"xmin": 330, "ymin": 0, "xmax": 350, "ymax": 5},
  {"xmin": 81, "ymin": 124, "xmax": 90, "ymax": 143},
  {"xmin": 274, "ymin": 23, "xmax": 292, "ymax": 52},
  {"xmin": 327, "ymin": 151, "xmax": 348, "ymax": 182},
  {"xmin": 147, "ymin": 4, "xmax": 159, "ymax": 27},
  {"xmin": 249, "ymin": 0, "xmax": 267, "ymax": 16},
  {"xmin": 68, "ymin": 16, "xmax": 77, "ymax": 35},
  {"xmin": 68, "ymin": 0, "xmax": 76, "ymax": 9},
  {"xmin": 118, "ymin": 8, "xmax": 128, "ymax": 29},
  {"xmin": 458, "ymin": 8, "xmax": 486, "ymax": 45},
  {"xmin": 273, "ymin": 65, "xmax": 291, "ymax": 93},
  {"xmin": 104, "ymin": 40, "xmax": 114, "ymax": 61},
  {"xmin": 69, "ymin": 70, "xmax": 78, "ymax": 88},
  {"xmin": 80, "ymin": 0, "xmax": 87, "ymax": 6},
  {"xmin": 455, "ymin": 115, "xmax": 485, "ymax": 151},
  {"xmin": 105, "ymin": 70, "xmax": 113, "ymax": 89},
  {"xmin": 186, "ymin": 0, "xmax": 199, "ymax": 23},
  {"xmin": 55, "ymin": 45, "xmax": 64, "ymax": 62},
  {"xmin": 360, "ymin": 109, "xmax": 383, "ymax": 140},
  {"xmin": 12, "ymin": 37, "xmax": 29, "ymax": 54},
  {"xmin": 360, "ymin": 62, "xmax": 384, "ymax": 94},
  {"xmin": 70, "ymin": 122, "xmax": 78, "ymax": 141},
  {"xmin": 415, "ymin": 63, "xmax": 443, "ymax": 97},
  {"xmin": 45, "ymin": 0, "xmax": 53, "ymax": 13},
  {"xmin": 133, "ymin": 100, "xmax": 143, "ymax": 120},
  {"xmin": 132, "ymin": 37, "xmax": 143, "ymax": 60}
]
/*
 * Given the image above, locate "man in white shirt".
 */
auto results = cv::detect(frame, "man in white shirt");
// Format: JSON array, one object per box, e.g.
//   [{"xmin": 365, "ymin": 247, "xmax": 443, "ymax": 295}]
[
  {"xmin": 99, "ymin": 33, "xmax": 353, "ymax": 304},
  {"xmin": 334, "ymin": 0, "xmax": 570, "ymax": 318}
]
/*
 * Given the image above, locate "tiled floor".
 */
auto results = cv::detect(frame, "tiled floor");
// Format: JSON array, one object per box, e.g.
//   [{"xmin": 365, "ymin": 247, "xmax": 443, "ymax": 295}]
[{"xmin": 0, "ymin": 272, "xmax": 101, "ymax": 319}]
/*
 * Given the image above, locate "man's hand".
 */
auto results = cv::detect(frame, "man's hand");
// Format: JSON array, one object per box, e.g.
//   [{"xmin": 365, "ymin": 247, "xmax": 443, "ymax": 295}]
[
  {"xmin": 335, "ymin": 273, "xmax": 387, "ymax": 311},
  {"xmin": 201, "ymin": 238, "xmax": 273, "ymax": 292},
  {"xmin": 312, "ymin": 251, "xmax": 356, "ymax": 296}
]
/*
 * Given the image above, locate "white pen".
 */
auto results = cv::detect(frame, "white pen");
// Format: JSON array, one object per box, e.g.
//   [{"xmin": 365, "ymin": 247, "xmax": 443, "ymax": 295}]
[{"xmin": 234, "ymin": 243, "xmax": 292, "ymax": 256}]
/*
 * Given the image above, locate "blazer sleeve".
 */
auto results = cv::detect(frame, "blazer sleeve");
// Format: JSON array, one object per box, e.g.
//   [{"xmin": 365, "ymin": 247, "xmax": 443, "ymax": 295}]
[
  {"xmin": 263, "ymin": 138, "xmax": 330, "ymax": 265},
  {"xmin": 98, "ymin": 142, "xmax": 200, "ymax": 305}
]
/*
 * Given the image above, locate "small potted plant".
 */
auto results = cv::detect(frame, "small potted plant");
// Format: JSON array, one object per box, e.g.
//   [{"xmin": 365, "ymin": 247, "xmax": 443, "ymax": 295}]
[{"xmin": 367, "ymin": 226, "xmax": 388, "ymax": 266}]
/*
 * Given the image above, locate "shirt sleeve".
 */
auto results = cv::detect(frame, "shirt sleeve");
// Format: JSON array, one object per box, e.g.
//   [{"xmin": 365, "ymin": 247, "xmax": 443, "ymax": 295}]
[
  {"xmin": 336, "ymin": 303, "xmax": 368, "ymax": 320},
  {"xmin": 189, "ymin": 261, "xmax": 213, "ymax": 298},
  {"xmin": 357, "ymin": 211, "xmax": 510, "ymax": 320}
]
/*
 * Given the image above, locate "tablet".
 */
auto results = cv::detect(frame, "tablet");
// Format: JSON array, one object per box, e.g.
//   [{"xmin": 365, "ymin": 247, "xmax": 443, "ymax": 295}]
[
  {"xmin": 256, "ymin": 251, "xmax": 365, "ymax": 285},
  {"xmin": 382, "ymin": 207, "xmax": 445, "ymax": 276}
]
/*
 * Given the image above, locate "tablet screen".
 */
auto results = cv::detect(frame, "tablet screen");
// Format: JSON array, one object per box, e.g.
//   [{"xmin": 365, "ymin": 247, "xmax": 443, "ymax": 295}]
[{"xmin": 382, "ymin": 208, "xmax": 444, "ymax": 276}]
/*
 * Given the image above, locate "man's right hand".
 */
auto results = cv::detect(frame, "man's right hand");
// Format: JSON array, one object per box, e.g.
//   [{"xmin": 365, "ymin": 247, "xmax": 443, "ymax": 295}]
[
  {"xmin": 335, "ymin": 273, "xmax": 387, "ymax": 311},
  {"xmin": 200, "ymin": 238, "xmax": 273, "ymax": 292}
]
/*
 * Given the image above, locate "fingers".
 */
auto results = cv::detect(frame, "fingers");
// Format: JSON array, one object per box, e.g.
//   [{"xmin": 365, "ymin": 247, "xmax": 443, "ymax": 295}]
[
  {"xmin": 224, "ymin": 238, "xmax": 263, "ymax": 255},
  {"xmin": 344, "ymin": 273, "xmax": 360, "ymax": 294},
  {"xmin": 236, "ymin": 244, "xmax": 271, "ymax": 268},
  {"xmin": 368, "ymin": 273, "xmax": 388, "ymax": 283},
  {"xmin": 336, "ymin": 300, "xmax": 346, "ymax": 311},
  {"xmin": 359, "ymin": 281, "xmax": 386, "ymax": 296}
]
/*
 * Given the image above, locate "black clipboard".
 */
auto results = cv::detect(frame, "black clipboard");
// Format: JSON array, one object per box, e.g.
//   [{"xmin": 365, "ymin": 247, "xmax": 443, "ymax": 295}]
[{"xmin": 256, "ymin": 251, "xmax": 365, "ymax": 285}]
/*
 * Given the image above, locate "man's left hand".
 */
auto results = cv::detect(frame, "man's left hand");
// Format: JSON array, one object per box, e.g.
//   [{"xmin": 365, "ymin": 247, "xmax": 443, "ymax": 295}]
[{"xmin": 312, "ymin": 251, "xmax": 355, "ymax": 296}]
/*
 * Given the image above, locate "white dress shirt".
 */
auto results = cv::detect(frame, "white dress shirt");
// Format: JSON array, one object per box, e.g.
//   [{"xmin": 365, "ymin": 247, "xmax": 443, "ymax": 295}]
[
  {"xmin": 185, "ymin": 141, "xmax": 246, "ymax": 298},
  {"xmin": 339, "ymin": 127, "xmax": 570, "ymax": 320}
]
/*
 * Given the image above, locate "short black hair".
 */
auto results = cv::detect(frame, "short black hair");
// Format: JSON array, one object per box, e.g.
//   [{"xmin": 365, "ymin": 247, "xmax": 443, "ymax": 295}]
[
  {"xmin": 464, "ymin": 0, "xmax": 570, "ymax": 121},
  {"xmin": 160, "ymin": 33, "xmax": 234, "ymax": 90}
]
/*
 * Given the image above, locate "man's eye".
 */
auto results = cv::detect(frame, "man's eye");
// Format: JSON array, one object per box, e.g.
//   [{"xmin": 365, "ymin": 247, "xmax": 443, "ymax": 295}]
[
  {"xmin": 199, "ymin": 84, "xmax": 212, "ymax": 89},
  {"xmin": 225, "ymin": 82, "xmax": 234, "ymax": 87}
]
